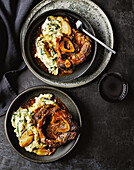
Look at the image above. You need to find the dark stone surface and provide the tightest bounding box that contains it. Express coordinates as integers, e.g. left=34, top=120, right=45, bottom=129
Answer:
left=0, top=0, right=134, bottom=169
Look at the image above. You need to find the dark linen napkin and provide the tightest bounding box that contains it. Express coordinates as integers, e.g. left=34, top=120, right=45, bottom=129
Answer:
left=0, top=0, right=40, bottom=116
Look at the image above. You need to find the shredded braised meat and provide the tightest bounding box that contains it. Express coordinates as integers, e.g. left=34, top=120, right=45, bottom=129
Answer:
left=56, top=29, right=92, bottom=74
left=33, top=98, right=79, bottom=152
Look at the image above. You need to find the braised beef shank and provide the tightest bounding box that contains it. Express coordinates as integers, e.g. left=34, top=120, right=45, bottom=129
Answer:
left=34, top=98, right=79, bottom=149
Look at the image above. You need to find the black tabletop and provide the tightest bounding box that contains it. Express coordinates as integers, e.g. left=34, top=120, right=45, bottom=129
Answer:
left=0, top=0, right=134, bottom=169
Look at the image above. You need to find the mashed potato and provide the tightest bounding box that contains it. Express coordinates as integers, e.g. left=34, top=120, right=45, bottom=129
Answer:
left=11, top=93, right=55, bottom=153
left=34, top=16, right=63, bottom=75
left=34, top=16, right=71, bottom=75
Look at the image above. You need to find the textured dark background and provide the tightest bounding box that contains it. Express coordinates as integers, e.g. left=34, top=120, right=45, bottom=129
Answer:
left=0, top=0, right=134, bottom=169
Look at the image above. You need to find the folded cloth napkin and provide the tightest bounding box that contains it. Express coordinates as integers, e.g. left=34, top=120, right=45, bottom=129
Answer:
left=0, top=0, right=40, bottom=116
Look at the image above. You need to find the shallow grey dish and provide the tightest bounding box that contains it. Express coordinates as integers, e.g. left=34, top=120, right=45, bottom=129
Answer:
left=20, top=0, right=114, bottom=88
left=5, top=86, right=82, bottom=163
left=22, top=9, right=97, bottom=82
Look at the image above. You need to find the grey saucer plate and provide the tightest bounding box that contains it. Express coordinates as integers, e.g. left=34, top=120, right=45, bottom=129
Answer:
left=20, top=0, right=114, bottom=88
left=23, top=9, right=97, bottom=82
left=5, top=86, right=82, bottom=163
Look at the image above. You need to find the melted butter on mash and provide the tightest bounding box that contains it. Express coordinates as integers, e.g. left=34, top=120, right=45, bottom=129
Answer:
left=11, top=93, right=55, bottom=153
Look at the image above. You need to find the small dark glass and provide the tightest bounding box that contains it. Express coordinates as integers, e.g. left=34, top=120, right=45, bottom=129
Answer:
left=98, top=72, right=128, bottom=102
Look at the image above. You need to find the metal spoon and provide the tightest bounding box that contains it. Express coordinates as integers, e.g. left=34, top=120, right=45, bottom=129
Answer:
left=76, top=20, right=116, bottom=54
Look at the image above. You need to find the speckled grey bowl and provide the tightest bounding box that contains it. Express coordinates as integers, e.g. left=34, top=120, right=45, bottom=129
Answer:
left=22, top=9, right=97, bottom=82
left=20, top=0, right=114, bottom=88
left=5, top=86, right=82, bottom=163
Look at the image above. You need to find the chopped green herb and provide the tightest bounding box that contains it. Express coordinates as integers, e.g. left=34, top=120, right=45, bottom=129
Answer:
left=36, top=42, right=39, bottom=47
left=55, top=23, right=60, bottom=29
left=51, top=48, right=56, bottom=56
left=41, top=48, right=45, bottom=55
left=19, top=111, right=21, bottom=118
left=12, top=113, right=17, bottom=122
left=17, top=123, right=19, bottom=134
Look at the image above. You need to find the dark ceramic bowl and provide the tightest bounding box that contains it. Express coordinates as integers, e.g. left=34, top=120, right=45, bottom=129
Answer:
left=98, top=72, right=128, bottom=102
left=20, top=9, right=97, bottom=83
left=5, top=86, right=82, bottom=163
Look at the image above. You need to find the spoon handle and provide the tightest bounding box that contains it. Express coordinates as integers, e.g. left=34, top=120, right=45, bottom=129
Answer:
left=82, top=28, right=116, bottom=54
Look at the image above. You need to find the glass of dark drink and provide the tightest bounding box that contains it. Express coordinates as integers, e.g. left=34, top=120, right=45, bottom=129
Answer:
left=98, top=72, right=128, bottom=102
